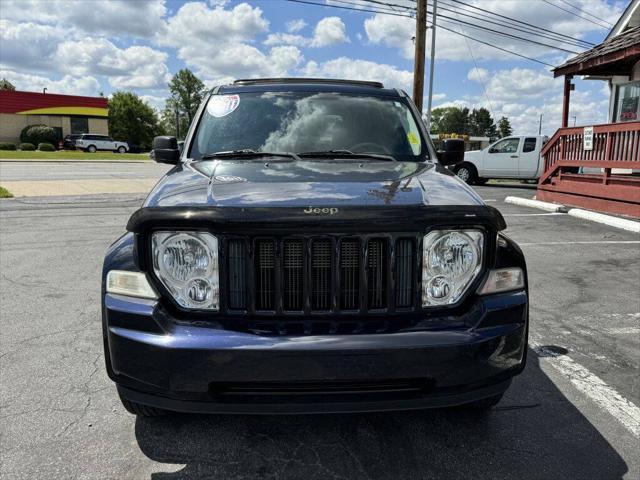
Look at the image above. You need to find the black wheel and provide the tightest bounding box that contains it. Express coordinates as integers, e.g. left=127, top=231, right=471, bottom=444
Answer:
left=461, top=393, right=503, bottom=410
left=87, top=145, right=97, bottom=153
left=455, top=163, right=478, bottom=185
left=117, top=146, right=126, bottom=153
left=119, top=394, right=167, bottom=417
left=475, top=177, right=488, bottom=186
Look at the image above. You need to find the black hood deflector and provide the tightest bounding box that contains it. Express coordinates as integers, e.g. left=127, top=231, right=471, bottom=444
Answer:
left=127, top=205, right=506, bottom=234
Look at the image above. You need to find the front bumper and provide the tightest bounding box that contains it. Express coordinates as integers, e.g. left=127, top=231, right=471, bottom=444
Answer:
left=104, top=290, right=528, bottom=414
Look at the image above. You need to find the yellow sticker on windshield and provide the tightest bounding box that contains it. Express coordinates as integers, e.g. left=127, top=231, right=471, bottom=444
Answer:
left=407, top=132, right=419, bottom=145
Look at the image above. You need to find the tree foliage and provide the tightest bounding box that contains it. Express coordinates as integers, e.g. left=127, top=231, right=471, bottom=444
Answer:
left=0, top=78, right=16, bottom=91
left=163, top=69, right=206, bottom=138
left=430, top=106, right=507, bottom=139
left=497, top=116, right=513, bottom=138
left=108, top=91, right=161, bottom=150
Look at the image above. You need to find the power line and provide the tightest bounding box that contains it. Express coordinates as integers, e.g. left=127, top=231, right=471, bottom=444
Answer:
left=555, top=0, right=614, bottom=26
left=363, top=0, right=593, bottom=48
left=358, top=0, right=583, bottom=52
left=437, top=23, right=556, bottom=67
left=446, top=0, right=596, bottom=46
left=540, top=0, right=612, bottom=29
left=437, top=0, right=594, bottom=47
left=280, top=0, right=560, bottom=67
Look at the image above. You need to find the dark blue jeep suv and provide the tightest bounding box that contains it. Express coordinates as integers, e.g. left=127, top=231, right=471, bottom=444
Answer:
left=102, top=78, right=528, bottom=416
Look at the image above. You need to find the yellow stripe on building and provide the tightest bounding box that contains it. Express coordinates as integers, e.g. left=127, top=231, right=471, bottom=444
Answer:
left=16, top=107, right=109, bottom=117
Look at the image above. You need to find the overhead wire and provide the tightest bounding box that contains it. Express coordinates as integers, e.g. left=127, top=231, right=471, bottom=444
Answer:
left=540, top=0, right=613, bottom=29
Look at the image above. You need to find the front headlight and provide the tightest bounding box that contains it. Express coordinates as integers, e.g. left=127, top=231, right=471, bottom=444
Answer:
left=422, top=230, right=483, bottom=306
left=152, top=231, right=219, bottom=310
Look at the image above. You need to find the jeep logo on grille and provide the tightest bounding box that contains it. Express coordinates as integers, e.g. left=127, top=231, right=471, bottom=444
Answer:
left=304, top=207, right=339, bottom=215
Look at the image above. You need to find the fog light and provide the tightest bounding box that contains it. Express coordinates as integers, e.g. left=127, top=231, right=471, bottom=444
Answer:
left=427, top=276, right=451, bottom=299
left=186, top=278, right=212, bottom=304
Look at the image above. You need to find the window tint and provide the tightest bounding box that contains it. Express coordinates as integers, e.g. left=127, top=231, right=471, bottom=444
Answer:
left=490, top=138, right=520, bottom=154
left=523, top=137, right=537, bottom=153
left=191, top=92, right=427, bottom=161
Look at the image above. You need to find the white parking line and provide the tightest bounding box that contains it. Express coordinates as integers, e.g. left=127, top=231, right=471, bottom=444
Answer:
left=503, top=213, right=565, bottom=216
left=520, top=241, right=640, bottom=246
left=531, top=339, right=640, bottom=437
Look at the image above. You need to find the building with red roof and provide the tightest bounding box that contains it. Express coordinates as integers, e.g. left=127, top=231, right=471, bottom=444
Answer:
left=0, top=89, right=109, bottom=144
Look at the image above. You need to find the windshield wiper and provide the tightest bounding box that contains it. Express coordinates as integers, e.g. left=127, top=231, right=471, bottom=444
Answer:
left=298, top=150, right=396, bottom=161
left=201, top=149, right=301, bottom=161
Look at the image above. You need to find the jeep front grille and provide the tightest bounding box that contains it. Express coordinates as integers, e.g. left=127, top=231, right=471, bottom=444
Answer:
left=224, top=235, right=419, bottom=315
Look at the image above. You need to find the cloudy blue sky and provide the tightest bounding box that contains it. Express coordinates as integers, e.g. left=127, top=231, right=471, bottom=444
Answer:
left=0, top=0, right=628, bottom=134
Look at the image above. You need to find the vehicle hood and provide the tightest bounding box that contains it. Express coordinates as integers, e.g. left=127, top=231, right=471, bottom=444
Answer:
left=144, top=159, right=485, bottom=208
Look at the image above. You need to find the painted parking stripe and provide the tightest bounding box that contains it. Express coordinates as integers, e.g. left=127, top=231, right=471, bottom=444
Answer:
left=503, top=213, right=565, bottom=216
left=531, top=339, right=640, bottom=437
left=519, top=241, right=640, bottom=246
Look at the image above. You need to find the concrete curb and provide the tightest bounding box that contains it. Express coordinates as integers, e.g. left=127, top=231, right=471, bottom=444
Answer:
left=567, top=209, right=640, bottom=234
left=504, top=196, right=568, bottom=213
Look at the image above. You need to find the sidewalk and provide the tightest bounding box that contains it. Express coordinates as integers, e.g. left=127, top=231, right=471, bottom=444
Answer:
left=1, top=179, right=159, bottom=197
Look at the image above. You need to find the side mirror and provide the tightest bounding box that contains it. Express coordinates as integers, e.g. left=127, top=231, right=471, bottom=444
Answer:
left=437, top=138, right=465, bottom=166
left=151, top=136, right=181, bottom=164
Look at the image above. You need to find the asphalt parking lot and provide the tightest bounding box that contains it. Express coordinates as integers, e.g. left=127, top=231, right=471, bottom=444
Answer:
left=0, top=163, right=638, bottom=479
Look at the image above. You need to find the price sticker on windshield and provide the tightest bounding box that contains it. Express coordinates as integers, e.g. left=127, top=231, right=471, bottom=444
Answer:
left=207, top=94, right=240, bottom=117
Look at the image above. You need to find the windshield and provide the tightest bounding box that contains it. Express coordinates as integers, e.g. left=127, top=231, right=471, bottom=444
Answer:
left=190, top=92, right=428, bottom=161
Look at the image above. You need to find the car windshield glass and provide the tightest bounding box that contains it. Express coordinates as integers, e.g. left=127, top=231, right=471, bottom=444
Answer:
left=191, top=92, right=427, bottom=161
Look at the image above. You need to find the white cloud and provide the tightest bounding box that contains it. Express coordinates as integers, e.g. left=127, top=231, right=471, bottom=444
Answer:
left=0, top=20, right=67, bottom=72
left=0, top=69, right=101, bottom=96
left=0, top=0, right=167, bottom=38
left=265, top=17, right=349, bottom=48
left=467, top=68, right=489, bottom=82
left=310, top=17, right=349, bottom=47
left=434, top=67, right=609, bottom=135
left=54, top=39, right=170, bottom=89
left=286, top=19, right=307, bottom=33
left=303, top=58, right=413, bottom=90
left=364, top=0, right=624, bottom=62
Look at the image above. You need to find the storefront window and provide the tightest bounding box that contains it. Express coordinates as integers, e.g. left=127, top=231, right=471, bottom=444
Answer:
left=70, top=117, right=89, bottom=134
left=613, top=81, right=640, bottom=122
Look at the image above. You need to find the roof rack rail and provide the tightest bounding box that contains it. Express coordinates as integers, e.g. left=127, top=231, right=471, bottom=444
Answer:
left=232, top=78, right=384, bottom=88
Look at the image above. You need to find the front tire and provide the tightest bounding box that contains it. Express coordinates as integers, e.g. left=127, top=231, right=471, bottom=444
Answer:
left=119, top=394, right=168, bottom=417
left=455, top=163, right=478, bottom=185
left=117, top=146, right=126, bottom=154
left=87, top=145, right=97, bottom=153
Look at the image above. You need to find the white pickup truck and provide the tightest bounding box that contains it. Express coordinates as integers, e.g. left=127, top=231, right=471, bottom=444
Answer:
left=454, top=135, right=549, bottom=184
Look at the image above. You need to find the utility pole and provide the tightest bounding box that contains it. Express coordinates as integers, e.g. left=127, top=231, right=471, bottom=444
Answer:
left=538, top=114, right=543, bottom=134
left=425, top=0, right=438, bottom=129
left=412, top=0, right=427, bottom=113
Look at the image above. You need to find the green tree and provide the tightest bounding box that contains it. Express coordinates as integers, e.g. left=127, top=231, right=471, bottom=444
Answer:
left=168, top=69, right=206, bottom=125
left=0, top=78, right=16, bottom=91
left=108, top=91, right=161, bottom=150
left=497, top=116, right=513, bottom=138
left=429, top=107, right=470, bottom=135
left=160, top=97, right=190, bottom=139
left=468, top=108, right=497, bottom=138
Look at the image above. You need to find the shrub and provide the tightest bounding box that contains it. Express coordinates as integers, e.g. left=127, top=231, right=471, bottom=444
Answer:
left=0, top=142, right=16, bottom=150
left=38, top=142, right=56, bottom=151
left=19, top=142, right=36, bottom=151
left=20, top=124, right=58, bottom=146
